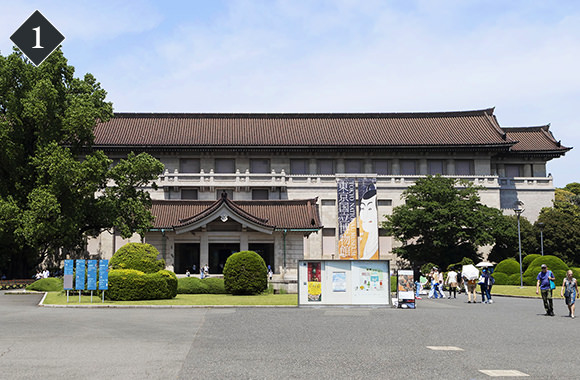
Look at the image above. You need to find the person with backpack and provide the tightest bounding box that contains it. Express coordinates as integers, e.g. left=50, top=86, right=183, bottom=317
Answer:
left=482, top=268, right=494, bottom=304
left=536, top=264, right=556, bottom=316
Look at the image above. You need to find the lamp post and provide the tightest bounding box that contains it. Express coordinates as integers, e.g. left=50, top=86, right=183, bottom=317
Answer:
left=514, top=201, right=525, bottom=288
left=537, top=222, right=544, bottom=256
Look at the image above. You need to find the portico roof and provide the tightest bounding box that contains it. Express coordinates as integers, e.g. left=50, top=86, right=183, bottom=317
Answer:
left=150, top=196, right=322, bottom=234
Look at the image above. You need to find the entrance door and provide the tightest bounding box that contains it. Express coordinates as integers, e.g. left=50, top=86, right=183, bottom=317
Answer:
left=249, top=243, right=275, bottom=272
left=175, top=243, right=200, bottom=274
left=209, top=243, right=240, bottom=274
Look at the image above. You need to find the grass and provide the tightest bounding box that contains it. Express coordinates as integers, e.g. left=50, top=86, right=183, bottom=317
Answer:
left=491, top=285, right=565, bottom=299
left=43, top=292, right=298, bottom=306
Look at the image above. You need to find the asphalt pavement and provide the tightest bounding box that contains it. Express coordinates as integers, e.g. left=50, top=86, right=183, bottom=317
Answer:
left=0, top=291, right=577, bottom=379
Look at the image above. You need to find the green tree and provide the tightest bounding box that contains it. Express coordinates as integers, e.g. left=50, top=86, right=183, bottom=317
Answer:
left=563, top=182, right=580, bottom=195
left=537, top=201, right=580, bottom=265
left=488, top=214, right=538, bottom=263
left=382, top=175, right=501, bottom=268
left=0, top=49, right=163, bottom=278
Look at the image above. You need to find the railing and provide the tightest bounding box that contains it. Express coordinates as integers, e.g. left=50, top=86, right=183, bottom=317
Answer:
left=158, top=170, right=553, bottom=190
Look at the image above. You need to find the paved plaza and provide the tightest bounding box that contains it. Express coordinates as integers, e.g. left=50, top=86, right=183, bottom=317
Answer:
left=0, top=291, right=578, bottom=379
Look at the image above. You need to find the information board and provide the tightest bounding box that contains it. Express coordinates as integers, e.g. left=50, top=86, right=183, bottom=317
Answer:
left=75, top=259, right=85, bottom=290
left=98, top=259, right=109, bottom=290
left=63, top=259, right=74, bottom=290
left=397, top=269, right=415, bottom=309
left=87, top=260, right=97, bottom=291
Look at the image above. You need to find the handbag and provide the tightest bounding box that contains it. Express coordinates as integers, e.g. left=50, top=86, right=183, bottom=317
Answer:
left=550, top=280, right=556, bottom=290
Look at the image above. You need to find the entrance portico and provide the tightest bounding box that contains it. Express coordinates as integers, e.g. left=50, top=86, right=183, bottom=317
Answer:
left=145, top=194, right=322, bottom=274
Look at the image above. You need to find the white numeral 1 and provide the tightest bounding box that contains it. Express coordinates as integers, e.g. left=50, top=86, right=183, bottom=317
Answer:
left=32, top=26, right=43, bottom=49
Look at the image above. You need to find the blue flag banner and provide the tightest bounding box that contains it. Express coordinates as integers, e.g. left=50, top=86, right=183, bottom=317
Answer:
left=98, top=260, right=109, bottom=290
left=75, top=259, right=86, bottom=290
left=63, top=260, right=74, bottom=290
left=87, top=260, right=97, bottom=291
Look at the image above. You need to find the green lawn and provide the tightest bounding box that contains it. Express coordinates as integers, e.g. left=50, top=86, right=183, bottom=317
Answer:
left=491, top=285, right=565, bottom=299
left=43, top=292, right=298, bottom=306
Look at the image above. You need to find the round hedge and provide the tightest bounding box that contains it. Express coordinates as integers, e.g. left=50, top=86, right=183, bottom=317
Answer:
left=107, top=269, right=172, bottom=301
left=491, top=272, right=508, bottom=285
left=523, top=255, right=569, bottom=286
left=494, top=259, right=521, bottom=275
left=223, top=251, right=268, bottom=295
left=522, top=254, right=541, bottom=271
left=508, top=273, right=523, bottom=286
left=110, top=243, right=165, bottom=273
left=158, top=269, right=178, bottom=298
left=26, top=277, right=63, bottom=292
left=571, top=268, right=580, bottom=281
left=177, top=277, right=227, bottom=294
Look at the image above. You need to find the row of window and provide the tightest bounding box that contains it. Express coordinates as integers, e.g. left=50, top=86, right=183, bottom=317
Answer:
left=177, top=158, right=476, bottom=175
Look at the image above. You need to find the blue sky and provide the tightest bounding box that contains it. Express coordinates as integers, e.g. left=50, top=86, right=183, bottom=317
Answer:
left=1, top=0, right=578, bottom=187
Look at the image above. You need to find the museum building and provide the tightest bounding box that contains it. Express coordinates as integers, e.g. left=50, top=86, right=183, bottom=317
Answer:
left=87, top=108, right=571, bottom=274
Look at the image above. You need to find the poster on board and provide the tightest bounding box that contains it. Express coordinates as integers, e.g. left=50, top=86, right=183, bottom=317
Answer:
left=397, top=269, right=415, bottom=309
left=307, top=262, right=322, bottom=302
left=63, top=259, right=74, bottom=290
left=332, top=272, right=346, bottom=292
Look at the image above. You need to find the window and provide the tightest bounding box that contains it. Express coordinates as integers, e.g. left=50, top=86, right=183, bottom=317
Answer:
left=373, top=159, right=391, bottom=175
left=215, top=159, right=235, bottom=173
left=400, top=160, right=417, bottom=175
left=317, top=159, right=334, bottom=175
left=378, top=199, right=392, bottom=206
left=428, top=160, right=445, bottom=175
left=216, top=189, right=234, bottom=199
left=455, top=160, right=474, bottom=175
left=505, top=164, right=522, bottom=177
left=179, top=158, right=200, bottom=173
left=290, top=159, right=309, bottom=175
left=181, top=189, right=198, bottom=200
left=321, top=199, right=336, bottom=206
left=250, top=158, right=270, bottom=174
left=251, top=189, right=269, bottom=200
left=344, top=159, right=363, bottom=174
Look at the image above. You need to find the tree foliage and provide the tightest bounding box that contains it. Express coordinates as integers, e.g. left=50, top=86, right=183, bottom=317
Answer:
left=382, top=175, right=501, bottom=268
left=0, top=49, right=163, bottom=278
left=488, top=214, right=538, bottom=263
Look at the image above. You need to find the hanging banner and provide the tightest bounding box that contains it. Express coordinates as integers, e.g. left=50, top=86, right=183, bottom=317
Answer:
left=307, top=262, right=322, bottom=302
left=358, top=178, right=379, bottom=260
left=75, top=259, right=86, bottom=290
left=337, top=178, right=358, bottom=259
left=87, top=260, right=97, bottom=291
left=99, top=259, right=109, bottom=290
left=63, top=259, right=74, bottom=290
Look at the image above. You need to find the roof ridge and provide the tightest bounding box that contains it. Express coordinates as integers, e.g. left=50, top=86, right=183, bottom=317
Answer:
left=111, top=108, right=496, bottom=119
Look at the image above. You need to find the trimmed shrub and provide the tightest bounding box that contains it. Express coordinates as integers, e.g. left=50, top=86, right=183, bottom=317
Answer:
left=223, top=251, right=268, bottom=295
left=158, top=270, right=178, bottom=298
left=110, top=243, right=165, bottom=274
left=508, top=273, right=523, bottom=286
left=571, top=268, right=580, bottom=281
left=494, top=259, right=521, bottom=275
left=107, top=269, right=169, bottom=301
left=178, top=277, right=210, bottom=294
left=391, top=275, right=397, bottom=293
left=491, top=272, right=508, bottom=285
left=203, top=277, right=227, bottom=294
left=523, top=255, right=569, bottom=286
left=522, top=254, right=541, bottom=271
left=26, top=277, right=63, bottom=292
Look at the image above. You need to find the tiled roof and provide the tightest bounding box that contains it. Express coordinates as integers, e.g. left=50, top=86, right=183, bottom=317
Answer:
left=94, top=108, right=517, bottom=148
left=504, top=126, right=571, bottom=152
left=151, top=198, right=322, bottom=230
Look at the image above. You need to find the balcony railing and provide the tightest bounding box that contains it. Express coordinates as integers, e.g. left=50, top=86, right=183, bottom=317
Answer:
left=158, top=169, right=553, bottom=190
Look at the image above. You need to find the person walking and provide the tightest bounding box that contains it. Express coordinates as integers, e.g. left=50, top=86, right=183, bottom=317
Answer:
left=446, top=268, right=458, bottom=299
left=482, top=268, right=494, bottom=304
left=561, top=270, right=578, bottom=319
left=479, top=270, right=487, bottom=303
left=536, top=264, right=556, bottom=316
left=466, top=275, right=478, bottom=303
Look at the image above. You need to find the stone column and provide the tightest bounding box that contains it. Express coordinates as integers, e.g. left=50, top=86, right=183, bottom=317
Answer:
left=200, top=233, right=209, bottom=268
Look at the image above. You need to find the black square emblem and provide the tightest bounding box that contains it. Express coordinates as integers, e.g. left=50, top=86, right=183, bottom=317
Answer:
left=10, top=10, right=65, bottom=67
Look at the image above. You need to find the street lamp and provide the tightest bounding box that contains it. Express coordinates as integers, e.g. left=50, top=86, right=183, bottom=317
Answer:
left=537, top=222, right=544, bottom=256
left=514, top=201, right=525, bottom=288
